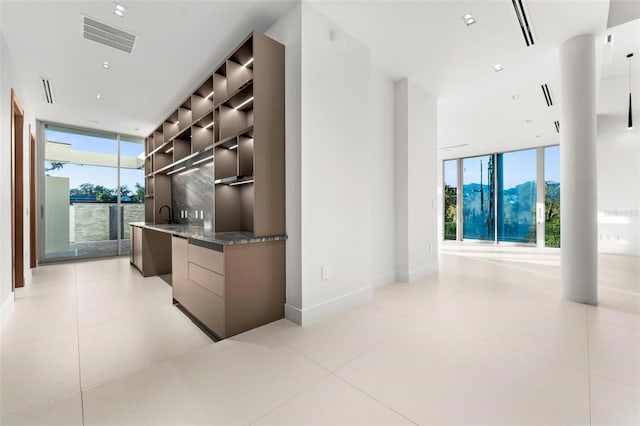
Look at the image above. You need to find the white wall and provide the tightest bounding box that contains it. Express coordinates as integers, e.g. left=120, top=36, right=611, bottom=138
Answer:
left=265, top=3, right=303, bottom=314
left=297, top=2, right=373, bottom=324
left=370, top=69, right=396, bottom=287
left=1, top=30, right=35, bottom=308
left=596, top=118, right=640, bottom=256
left=395, top=79, right=438, bottom=282
left=267, top=3, right=399, bottom=324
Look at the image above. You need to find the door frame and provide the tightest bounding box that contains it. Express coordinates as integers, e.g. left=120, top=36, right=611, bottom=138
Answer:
left=11, top=88, right=25, bottom=290
left=30, top=126, right=37, bottom=268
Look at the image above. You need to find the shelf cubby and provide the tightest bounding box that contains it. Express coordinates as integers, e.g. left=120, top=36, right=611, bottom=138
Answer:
left=178, top=99, right=192, bottom=132
left=192, top=75, right=214, bottom=121
left=237, top=135, right=254, bottom=177
left=213, top=64, right=228, bottom=106
left=153, top=127, right=164, bottom=151
left=173, top=136, right=191, bottom=163
left=163, top=111, right=180, bottom=142
left=192, top=111, right=215, bottom=152
left=154, top=151, right=173, bottom=171
left=219, top=85, right=254, bottom=140
left=226, top=60, right=253, bottom=96
left=214, top=146, right=237, bottom=180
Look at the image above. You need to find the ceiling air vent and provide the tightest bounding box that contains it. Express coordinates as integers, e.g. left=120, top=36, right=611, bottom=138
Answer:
left=541, top=84, right=553, bottom=106
left=40, top=78, right=54, bottom=104
left=511, top=0, right=535, bottom=47
left=82, top=15, right=136, bottom=53
left=554, top=121, right=560, bottom=133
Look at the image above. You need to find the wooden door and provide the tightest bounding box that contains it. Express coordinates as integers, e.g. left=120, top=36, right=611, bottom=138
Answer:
left=11, top=89, right=25, bottom=289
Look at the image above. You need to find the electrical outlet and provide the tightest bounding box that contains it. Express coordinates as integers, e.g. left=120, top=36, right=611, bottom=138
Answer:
left=321, top=265, right=329, bottom=281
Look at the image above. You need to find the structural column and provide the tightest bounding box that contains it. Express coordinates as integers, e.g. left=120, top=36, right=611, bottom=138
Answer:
left=559, top=34, right=598, bottom=305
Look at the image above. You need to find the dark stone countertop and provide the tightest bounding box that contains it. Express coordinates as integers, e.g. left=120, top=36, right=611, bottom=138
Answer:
left=129, top=222, right=287, bottom=246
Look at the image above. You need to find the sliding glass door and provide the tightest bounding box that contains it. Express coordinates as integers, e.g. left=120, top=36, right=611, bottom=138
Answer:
left=497, top=149, right=537, bottom=243
left=41, top=123, right=144, bottom=261
left=443, top=146, right=560, bottom=248
left=462, top=155, right=495, bottom=241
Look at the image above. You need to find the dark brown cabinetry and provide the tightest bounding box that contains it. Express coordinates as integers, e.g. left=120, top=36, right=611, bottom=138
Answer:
left=143, top=31, right=284, bottom=236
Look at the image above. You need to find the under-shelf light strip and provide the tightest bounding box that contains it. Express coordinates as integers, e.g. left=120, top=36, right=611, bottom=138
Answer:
left=243, top=57, right=254, bottom=67
left=206, top=91, right=214, bottom=100
left=229, top=144, right=238, bottom=150
left=165, top=147, right=174, bottom=154
left=178, top=167, right=199, bottom=176
left=230, top=179, right=254, bottom=186
left=167, top=167, right=186, bottom=175
left=204, top=121, right=214, bottom=129
left=193, top=155, right=214, bottom=165
left=235, top=96, right=254, bottom=110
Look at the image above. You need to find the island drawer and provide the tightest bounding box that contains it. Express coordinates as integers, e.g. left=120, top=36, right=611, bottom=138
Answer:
left=188, top=262, right=225, bottom=298
left=188, top=243, right=224, bottom=275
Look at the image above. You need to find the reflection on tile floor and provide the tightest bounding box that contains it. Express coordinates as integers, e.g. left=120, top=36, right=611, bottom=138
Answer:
left=1, top=251, right=638, bottom=425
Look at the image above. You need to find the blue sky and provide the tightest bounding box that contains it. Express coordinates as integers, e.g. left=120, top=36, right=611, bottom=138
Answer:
left=45, top=128, right=145, bottom=191
left=445, top=146, right=560, bottom=189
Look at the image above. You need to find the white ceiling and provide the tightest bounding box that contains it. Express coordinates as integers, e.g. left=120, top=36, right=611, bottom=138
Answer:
left=0, top=0, right=638, bottom=156
left=310, top=0, right=639, bottom=158
left=0, top=0, right=297, bottom=138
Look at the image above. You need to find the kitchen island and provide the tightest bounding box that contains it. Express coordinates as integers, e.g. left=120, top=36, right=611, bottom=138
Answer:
left=130, top=222, right=286, bottom=339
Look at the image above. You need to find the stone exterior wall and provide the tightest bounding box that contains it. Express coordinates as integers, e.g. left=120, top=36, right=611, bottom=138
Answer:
left=71, top=203, right=144, bottom=243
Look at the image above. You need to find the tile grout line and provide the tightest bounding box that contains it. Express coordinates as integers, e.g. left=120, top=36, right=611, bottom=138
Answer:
left=247, top=372, right=331, bottom=425
left=331, top=373, right=418, bottom=425
left=73, top=265, right=86, bottom=426
left=586, top=309, right=592, bottom=426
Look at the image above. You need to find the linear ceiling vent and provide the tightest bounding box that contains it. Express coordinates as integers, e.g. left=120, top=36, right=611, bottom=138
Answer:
left=511, top=0, right=535, bottom=47
left=40, top=78, right=55, bottom=104
left=541, top=84, right=553, bottom=106
left=554, top=121, right=560, bottom=133
left=82, top=15, right=136, bottom=53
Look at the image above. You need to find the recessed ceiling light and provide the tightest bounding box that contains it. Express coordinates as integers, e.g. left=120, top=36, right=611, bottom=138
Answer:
left=113, top=2, right=126, bottom=17
left=462, top=13, right=476, bottom=26
left=134, top=127, right=140, bottom=131
left=536, top=135, right=541, bottom=138
left=102, top=61, right=110, bottom=69
left=512, top=94, right=520, bottom=100
left=525, top=119, right=532, bottom=123
left=96, top=94, right=103, bottom=100
left=494, top=64, right=503, bottom=72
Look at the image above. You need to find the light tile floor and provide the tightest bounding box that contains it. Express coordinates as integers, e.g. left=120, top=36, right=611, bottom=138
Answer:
left=1, top=251, right=638, bottom=425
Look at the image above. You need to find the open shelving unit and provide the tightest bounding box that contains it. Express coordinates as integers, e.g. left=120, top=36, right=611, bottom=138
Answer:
left=144, top=31, right=284, bottom=236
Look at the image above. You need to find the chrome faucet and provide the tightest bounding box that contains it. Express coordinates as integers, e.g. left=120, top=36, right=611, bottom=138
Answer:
left=158, top=205, right=172, bottom=224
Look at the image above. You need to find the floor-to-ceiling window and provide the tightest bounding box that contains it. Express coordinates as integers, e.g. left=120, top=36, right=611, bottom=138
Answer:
left=444, top=146, right=560, bottom=247
left=443, top=159, right=458, bottom=240
left=544, top=145, right=560, bottom=247
left=497, top=149, right=537, bottom=243
left=462, top=155, right=495, bottom=241
left=41, top=123, right=144, bottom=261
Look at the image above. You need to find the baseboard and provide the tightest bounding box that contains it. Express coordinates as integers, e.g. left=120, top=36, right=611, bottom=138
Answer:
left=287, top=286, right=373, bottom=326
left=396, top=262, right=438, bottom=283
left=284, top=303, right=303, bottom=325
left=371, top=271, right=396, bottom=288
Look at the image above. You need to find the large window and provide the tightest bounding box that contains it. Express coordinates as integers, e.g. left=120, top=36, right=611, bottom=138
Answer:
left=443, top=160, right=458, bottom=240
left=42, top=124, right=144, bottom=261
left=444, top=146, right=560, bottom=247
left=497, top=149, right=537, bottom=243
left=544, top=146, right=560, bottom=247
left=462, top=155, right=495, bottom=241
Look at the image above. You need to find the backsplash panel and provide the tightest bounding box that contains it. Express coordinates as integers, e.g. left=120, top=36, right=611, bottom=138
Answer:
left=171, top=163, right=214, bottom=225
